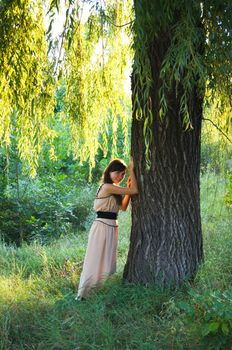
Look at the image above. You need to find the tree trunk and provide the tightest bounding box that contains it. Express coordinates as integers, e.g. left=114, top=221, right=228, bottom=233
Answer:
left=123, top=11, right=203, bottom=287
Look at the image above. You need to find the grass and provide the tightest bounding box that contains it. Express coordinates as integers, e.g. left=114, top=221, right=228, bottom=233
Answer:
left=0, top=172, right=231, bottom=350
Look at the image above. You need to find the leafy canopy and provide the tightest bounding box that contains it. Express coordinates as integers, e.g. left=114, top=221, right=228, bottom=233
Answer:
left=132, top=0, right=231, bottom=165
left=0, top=0, right=56, bottom=176
left=0, top=0, right=133, bottom=175
left=0, top=0, right=231, bottom=173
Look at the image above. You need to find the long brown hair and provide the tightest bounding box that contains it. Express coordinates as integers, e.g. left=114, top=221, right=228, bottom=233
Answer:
left=102, top=159, right=127, bottom=205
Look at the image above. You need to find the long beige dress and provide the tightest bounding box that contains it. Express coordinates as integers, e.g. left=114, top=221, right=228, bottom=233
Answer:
left=77, top=189, right=119, bottom=299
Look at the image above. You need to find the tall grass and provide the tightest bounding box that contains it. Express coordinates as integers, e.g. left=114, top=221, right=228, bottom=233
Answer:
left=0, top=172, right=231, bottom=349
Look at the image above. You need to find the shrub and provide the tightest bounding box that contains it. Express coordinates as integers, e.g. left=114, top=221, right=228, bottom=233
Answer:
left=178, top=289, right=232, bottom=349
left=0, top=174, right=96, bottom=245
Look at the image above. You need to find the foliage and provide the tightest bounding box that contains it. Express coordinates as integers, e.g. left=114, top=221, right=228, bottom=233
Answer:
left=0, top=140, right=97, bottom=245
left=0, top=0, right=133, bottom=175
left=0, top=195, right=31, bottom=245
left=0, top=0, right=56, bottom=176
left=201, top=143, right=231, bottom=174
left=132, top=0, right=232, bottom=166
left=0, top=174, right=96, bottom=245
left=0, top=71, right=132, bottom=246
left=0, top=64, right=132, bottom=246
left=201, top=90, right=231, bottom=173
left=0, top=0, right=230, bottom=176
left=178, top=289, right=232, bottom=349
left=62, top=0, right=132, bottom=169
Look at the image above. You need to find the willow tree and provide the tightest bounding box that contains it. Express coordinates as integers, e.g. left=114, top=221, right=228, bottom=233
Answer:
left=123, top=0, right=232, bottom=286
left=0, top=0, right=132, bottom=175
left=52, top=0, right=133, bottom=169
left=0, top=0, right=56, bottom=176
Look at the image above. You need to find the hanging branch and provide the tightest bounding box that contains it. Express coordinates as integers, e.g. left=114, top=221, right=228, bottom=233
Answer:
left=103, top=14, right=134, bottom=28
left=202, top=117, right=232, bottom=144
left=54, top=3, right=72, bottom=75
left=100, top=0, right=133, bottom=28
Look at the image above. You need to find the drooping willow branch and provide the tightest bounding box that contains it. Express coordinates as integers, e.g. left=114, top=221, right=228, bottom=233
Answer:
left=203, top=118, right=232, bottom=144
left=103, top=14, right=134, bottom=28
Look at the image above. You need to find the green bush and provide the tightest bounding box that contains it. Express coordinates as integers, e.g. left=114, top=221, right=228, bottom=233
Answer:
left=178, top=289, right=232, bottom=349
left=0, top=174, right=96, bottom=245
left=0, top=196, right=32, bottom=245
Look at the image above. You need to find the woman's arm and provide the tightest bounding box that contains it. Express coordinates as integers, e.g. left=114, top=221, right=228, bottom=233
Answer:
left=119, top=195, right=130, bottom=211
left=119, top=177, right=131, bottom=211
left=128, top=158, right=138, bottom=194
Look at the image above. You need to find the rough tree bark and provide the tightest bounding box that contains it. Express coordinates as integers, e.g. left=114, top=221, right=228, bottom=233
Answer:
left=123, top=7, right=204, bottom=287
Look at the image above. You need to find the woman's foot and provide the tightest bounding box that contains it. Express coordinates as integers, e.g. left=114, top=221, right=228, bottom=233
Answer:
left=75, top=295, right=86, bottom=301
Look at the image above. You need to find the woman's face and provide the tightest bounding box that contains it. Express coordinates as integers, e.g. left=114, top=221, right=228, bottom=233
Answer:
left=110, top=170, right=126, bottom=184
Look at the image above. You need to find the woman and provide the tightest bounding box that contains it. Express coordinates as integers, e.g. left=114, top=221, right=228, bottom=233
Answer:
left=76, top=158, right=138, bottom=299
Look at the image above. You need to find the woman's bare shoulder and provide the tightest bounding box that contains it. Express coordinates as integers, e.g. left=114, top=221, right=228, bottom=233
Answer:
left=96, top=183, right=113, bottom=197
left=99, top=183, right=115, bottom=195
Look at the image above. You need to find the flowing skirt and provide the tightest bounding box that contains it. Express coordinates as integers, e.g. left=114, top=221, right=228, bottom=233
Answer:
left=77, top=219, right=118, bottom=299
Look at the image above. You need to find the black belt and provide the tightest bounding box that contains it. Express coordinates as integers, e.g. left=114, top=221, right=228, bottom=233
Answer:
left=96, top=211, right=118, bottom=220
